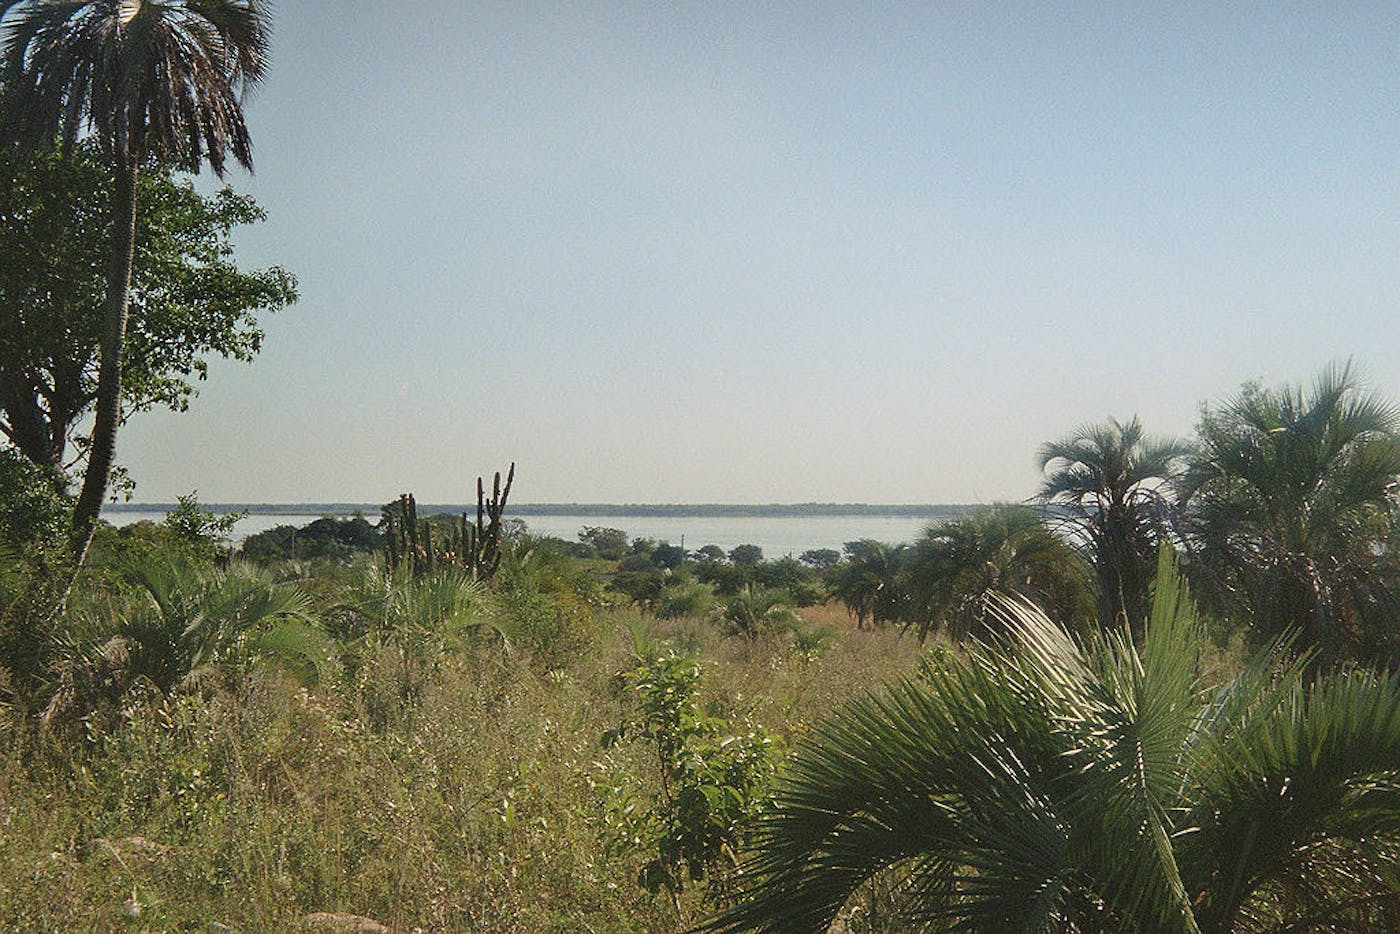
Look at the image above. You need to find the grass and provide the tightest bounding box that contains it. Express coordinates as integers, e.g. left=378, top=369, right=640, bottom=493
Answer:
left=0, top=555, right=924, bottom=932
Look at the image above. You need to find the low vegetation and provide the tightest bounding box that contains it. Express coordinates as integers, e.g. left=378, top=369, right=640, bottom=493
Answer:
left=1, top=364, right=1399, bottom=932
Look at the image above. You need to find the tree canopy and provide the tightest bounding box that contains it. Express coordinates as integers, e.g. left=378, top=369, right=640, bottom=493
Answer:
left=0, top=141, right=296, bottom=470
left=1180, top=364, right=1400, bottom=666
left=1037, top=416, right=1192, bottom=633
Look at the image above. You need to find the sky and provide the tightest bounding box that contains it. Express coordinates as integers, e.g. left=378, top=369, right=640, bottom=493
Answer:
left=116, top=1, right=1400, bottom=505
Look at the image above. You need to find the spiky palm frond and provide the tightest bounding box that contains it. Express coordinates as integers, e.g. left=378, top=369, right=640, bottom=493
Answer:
left=706, top=553, right=1400, bottom=933
left=0, top=0, right=270, bottom=173
left=829, top=539, right=907, bottom=630
left=903, top=504, right=1093, bottom=641
left=1037, top=416, right=1192, bottom=633
left=342, top=565, right=497, bottom=655
left=42, top=557, right=328, bottom=726
left=717, top=585, right=800, bottom=639
left=1181, top=363, right=1400, bottom=665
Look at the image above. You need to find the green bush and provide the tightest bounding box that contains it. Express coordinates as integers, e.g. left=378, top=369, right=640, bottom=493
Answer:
left=599, top=652, right=775, bottom=916
left=497, top=584, right=598, bottom=674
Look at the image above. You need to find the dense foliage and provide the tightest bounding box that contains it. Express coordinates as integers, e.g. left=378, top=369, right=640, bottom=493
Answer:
left=242, top=515, right=381, bottom=562
left=708, top=556, right=1400, bottom=932
left=1037, top=416, right=1192, bottom=634
left=0, top=359, right=1397, bottom=930
left=0, top=142, right=296, bottom=471
left=1181, top=365, right=1400, bottom=666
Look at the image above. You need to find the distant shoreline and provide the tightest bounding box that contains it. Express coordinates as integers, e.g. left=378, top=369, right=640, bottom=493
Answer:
left=105, top=502, right=981, bottom=519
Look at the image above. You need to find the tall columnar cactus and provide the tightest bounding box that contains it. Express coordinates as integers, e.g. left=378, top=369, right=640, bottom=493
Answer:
left=382, top=463, right=515, bottom=581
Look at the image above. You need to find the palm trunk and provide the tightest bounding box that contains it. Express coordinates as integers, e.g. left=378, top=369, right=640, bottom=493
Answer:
left=66, top=155, right=139, bottom=574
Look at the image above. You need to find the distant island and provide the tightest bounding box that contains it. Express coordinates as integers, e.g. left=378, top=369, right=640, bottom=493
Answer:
left=106, top=502, right=980, bottom=519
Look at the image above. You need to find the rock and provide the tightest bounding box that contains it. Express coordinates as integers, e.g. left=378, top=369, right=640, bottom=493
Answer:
left=117, top=836, right=170, bottom=860
left=302, top=912, right=393, bottom=933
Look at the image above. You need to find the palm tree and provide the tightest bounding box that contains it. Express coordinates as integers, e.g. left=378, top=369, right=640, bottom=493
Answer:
left=718, top=584, right=801, bottom=639
left=828, top=539, right=907, bottom=630
left=705, top=554, right=1400, bottom=932
left=1038, top=416, right=1192, bottom=635
left=0, top=0, right=271, bottom=574
left=44, top=557, right=331, bottom=725
left=902, top=504, right=1094, bottom=641
left=1180, top=364, right=1400, bottom=667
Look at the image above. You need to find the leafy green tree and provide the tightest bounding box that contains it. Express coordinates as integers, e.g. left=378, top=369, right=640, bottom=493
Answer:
left=798, top=548, right=839, bottom=570
left=695, top=544, right=727, bottom=563
left=707, top=555, right=1400, bottom=933
left=1038, top=416, right=1192, bottom=635
left=652, top=541, right=687, bottom=569
left=696, top=559, right=751, bottom=596
left=241, top=515, right=381, bottom=562
left=163, top=491, right=243, bottom=552
left=611, top=567, right=667, bottom=613
left=752, top=556, right=807, bottom=590
left=903, top=505, right=1093, bottom=641
left=601, top=652, right=776, bottom=918
left=729, top=544, right=764, bottom=566
left=1181, top=364, right=1400, bottom=666
left=579, top=526, right=629, bottom=560
left=0, top=447, right=67, bottom=552
left=0, top=0, right=275, bottom=573
left=0, top=142, right=295, bottom=473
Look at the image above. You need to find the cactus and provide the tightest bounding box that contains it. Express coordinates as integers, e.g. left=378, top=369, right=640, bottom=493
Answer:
left=382, top=463, right=516, bottom=581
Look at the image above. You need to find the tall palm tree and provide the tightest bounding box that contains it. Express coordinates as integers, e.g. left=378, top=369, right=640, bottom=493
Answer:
left=902, top=504, right=1094, bottom=641
left=705, top=554, right=1400, bottom=933
left=1180, top=364, right=1400, bottom=667
left=1038, top=416, right=1192, bottom=635
left=0, top=0, right=271, bottom=574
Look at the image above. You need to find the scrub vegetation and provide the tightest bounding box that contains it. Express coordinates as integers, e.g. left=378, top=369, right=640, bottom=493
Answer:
left=1, top=366, right=1399, bottom=931
left=2, top=3, right=1398, bottom=932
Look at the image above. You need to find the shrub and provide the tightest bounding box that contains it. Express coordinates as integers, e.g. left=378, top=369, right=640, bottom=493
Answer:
left=496, top=585, right=598, bottom=674
left=599, top=652, right=776, bottom=916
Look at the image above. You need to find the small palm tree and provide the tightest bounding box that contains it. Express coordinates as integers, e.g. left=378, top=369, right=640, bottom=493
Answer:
left=1181, top=364, right=1400, bottom=666
left=338, top=565, right=498, bottom=727
left=45, top=557, right=330, bottom=724
left=1038, top=416, right=1192, bottom=635
left=706, top=553, right=1400, bottom=932
left=829, top=540, right=907, bottom=630
left=0, top=0, right=272, bottom=575
left=902, top=504, right=1094, bottom=641
left=717, top=585, right=801, bottom=640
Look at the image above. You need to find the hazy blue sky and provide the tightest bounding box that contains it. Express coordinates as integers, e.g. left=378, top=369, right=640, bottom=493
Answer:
left=117, top=1, right=1400, bottom=504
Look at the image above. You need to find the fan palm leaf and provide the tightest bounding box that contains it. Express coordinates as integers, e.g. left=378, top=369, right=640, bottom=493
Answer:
left=1037, top=416, right=1192, bottom=634
left=1180, top=363, right=1400, bottom=665
left=903, top=504, right=1093, bottom=641
left=706, top=551, right=1400, bottom=932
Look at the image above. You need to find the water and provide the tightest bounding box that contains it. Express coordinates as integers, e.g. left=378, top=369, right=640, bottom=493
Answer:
left=106, top=510, right=946, bottom=555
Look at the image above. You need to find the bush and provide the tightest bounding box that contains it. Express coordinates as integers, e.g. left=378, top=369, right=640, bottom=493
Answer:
left=656, top=577, right=716, bottom=620
left=242, top=515, right=381, bottom=562
left=599, top=652, right=775, bottom=913
left=497, top=585, right=598, bottom=674
left=0, top=447, right=69, bottom=552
